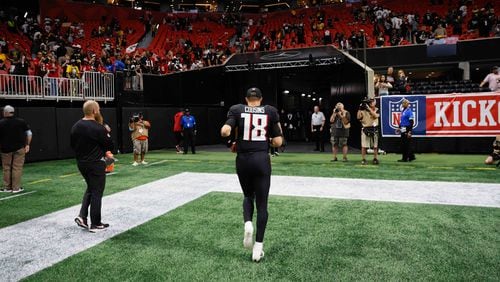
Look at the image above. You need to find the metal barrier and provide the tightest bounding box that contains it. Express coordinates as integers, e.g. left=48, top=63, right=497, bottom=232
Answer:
left=0, top=72, right=114, bottom=102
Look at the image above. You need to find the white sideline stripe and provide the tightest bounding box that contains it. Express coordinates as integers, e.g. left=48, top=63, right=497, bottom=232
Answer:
left=145, top=160, right=168, bottom=166
left=0, top=172, right=499, bottom=281
left=0, top=191, right=37, bottom=201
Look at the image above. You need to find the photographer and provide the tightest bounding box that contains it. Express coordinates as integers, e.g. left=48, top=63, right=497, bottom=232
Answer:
left=397, top=99, right=416, bottom=162
left=330, top=102, right=351, bottom=162
left=128, top=113, right=151, bottom=166
left=484, top=136, right=500, bottom=165
left=357, top=98, right=380, bottom=165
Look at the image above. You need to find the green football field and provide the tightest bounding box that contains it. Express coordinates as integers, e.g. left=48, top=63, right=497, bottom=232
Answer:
left=1, top=150, right=499, bottom=280
left=25, top=193, right=500, bottom=281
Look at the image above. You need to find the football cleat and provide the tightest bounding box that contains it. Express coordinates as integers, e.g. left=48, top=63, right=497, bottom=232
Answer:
left=252, top=242, right=264, bottom=262
left=243, top=221, right=254, bottom=249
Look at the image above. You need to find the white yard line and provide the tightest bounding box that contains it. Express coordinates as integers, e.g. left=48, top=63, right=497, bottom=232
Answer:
left=145, top=160, right=169, bottom=166
left=0, top=191, right=37, bottom=201
left=0, top=172, right=499, bottom=281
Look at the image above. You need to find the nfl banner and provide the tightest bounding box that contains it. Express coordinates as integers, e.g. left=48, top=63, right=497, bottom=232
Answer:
left=380, top=93, right=500, bottom=137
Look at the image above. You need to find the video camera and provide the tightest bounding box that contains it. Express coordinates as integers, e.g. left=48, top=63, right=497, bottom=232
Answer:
left=359, top=98, right=372, bottom=111
left=129, top=112, right=142, bottom=123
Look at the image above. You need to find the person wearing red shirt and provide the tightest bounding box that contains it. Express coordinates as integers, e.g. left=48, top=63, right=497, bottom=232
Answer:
left=45, top=57, right=60, bottom=96
left=173, top=109, right=184, bottom=153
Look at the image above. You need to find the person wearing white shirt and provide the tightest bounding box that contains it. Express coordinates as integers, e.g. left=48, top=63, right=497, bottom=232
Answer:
left=311, top=106, right=326, bottom=151
left=480, top=66, right=500, bottom=92
left=376, top=75, right=393, bottom=96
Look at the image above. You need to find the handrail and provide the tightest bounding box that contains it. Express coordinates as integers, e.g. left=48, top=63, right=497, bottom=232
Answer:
left=0, top=72, right=114, bottom=102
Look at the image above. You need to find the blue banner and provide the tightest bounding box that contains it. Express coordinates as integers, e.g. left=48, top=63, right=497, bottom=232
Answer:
left=380, top=95, right=427, bottom=137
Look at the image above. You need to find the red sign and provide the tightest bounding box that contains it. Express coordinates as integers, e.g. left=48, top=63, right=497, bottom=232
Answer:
left=426, top=93, right=500, bottom=136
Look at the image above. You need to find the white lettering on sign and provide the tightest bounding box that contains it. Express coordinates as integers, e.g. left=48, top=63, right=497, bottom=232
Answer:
left=434, top=101, right=451, bottom=127
left=452, top=101, right=461, bottom=127
left=434, top=99, right=499, bottom=128
left=478, top=100, right=497, bottom=126
left=462, top=100, right=476, bottom=127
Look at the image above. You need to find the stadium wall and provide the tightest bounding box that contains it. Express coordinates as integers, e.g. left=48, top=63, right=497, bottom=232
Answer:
left=349, top=37, right=500, bottom=68
left=15, top=106, right=224, bottom=162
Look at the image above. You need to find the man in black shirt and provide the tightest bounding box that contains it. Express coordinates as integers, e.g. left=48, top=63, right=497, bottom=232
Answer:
left=0, top=105, right=32, bottom=193
left=71, top=100, right=114, bottom=232
left=221, top=87, right=283, bottom=262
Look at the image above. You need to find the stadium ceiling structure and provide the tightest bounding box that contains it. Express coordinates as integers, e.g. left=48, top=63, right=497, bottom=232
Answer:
left=224, top=46, right=345, bottom=72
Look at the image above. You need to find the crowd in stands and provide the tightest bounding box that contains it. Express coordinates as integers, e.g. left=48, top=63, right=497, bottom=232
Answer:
left=373, top=66, right=491, bottom=96
left=0, top=0, right=498, bottom=81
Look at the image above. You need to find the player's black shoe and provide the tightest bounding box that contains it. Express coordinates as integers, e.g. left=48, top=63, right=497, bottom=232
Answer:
left=89, top=223, right=110, bottom=233
left=75, top=217, right=88, bottom=229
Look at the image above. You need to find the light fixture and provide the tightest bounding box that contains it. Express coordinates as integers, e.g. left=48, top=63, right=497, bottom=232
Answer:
left=283, top=90, right=290, bottom=94
left=312, top=98, right=316, bottom=101
left=301, top=93, right=306, bottom=97
left=307, top=94, right=311, bottom=98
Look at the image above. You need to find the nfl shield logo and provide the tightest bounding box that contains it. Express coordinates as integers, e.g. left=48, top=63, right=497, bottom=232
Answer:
left=389, top=98, right=419, bottom=130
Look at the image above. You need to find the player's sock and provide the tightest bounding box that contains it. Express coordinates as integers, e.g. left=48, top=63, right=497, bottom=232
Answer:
left=252, top=242, right=264, bottom=262
left=243, top=221, right=254, bottom=249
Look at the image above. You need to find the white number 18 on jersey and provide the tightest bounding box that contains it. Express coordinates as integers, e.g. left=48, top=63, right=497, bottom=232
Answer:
left=241, top=113, right=268, bottom=141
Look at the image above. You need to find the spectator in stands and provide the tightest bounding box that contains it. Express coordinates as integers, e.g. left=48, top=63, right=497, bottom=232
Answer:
left=375, top=32, right=385, bottom=47
left=414, top=27, right=430, bottom=44
left=376, top=75, right=392, bottom=96
left=479, top=66, right=500, bottom=92
left=0, top=105, right=32, bottom=193
left=0, top=59, right=6, bottom=73
left=433, top=24, right=447, bottom=39
left=386, top=67, right=395, bottom=84
left=13, top=54, right=29, bottom=75
left=113, top=55, right=125, bottom=72
left=66, top=59, right=80, bottom=78
left=494, top=17, right=500, bottom=37
left=395, top=69, right=409, bottom=92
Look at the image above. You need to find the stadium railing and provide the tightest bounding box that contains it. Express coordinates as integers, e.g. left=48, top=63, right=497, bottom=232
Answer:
left=0, top=72, right=114, bottom=102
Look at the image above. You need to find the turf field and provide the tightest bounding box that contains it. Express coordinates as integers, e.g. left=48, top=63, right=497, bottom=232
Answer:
left=1, top=149, right=499, bottom=280
left=0, top=150, right=498, bottom=229
left=26, top=192, right=500, bottom=281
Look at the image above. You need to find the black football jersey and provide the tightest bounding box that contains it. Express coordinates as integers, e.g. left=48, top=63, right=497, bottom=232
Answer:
left=225, top=104, right=282, bottom=153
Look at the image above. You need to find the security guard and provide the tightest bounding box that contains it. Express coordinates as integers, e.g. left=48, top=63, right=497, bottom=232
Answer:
left=181, top=108, right=196, bottom=154
left=398, top=99, right=416, bottom=162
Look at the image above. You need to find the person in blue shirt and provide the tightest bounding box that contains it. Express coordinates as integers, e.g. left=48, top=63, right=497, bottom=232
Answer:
left=398, top=99, right=416, bottom=162
left=113, top=55, right=126, bottom=72
left=180, top=108, right=196, bottom=154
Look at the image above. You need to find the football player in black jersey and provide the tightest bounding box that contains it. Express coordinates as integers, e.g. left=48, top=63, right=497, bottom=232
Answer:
left=221, top=87, right=283, bottom=262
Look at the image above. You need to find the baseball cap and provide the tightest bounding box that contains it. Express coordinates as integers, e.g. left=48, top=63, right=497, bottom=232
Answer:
left=3, top=105, right=14, bottom=114
left=246, top=87, right=262, bottom=98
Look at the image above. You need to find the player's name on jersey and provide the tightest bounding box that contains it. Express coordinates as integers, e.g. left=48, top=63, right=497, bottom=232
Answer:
left=244, top=106, right=265, bottom=114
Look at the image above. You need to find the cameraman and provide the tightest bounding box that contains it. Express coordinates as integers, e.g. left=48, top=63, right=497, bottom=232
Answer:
left=357, top=98, right=380, bottom=165
left=128, top=113, right=151, bottom=166
left=330, top=102, right=351, bottom=162
left=484, top=136, right=500, bottom=165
